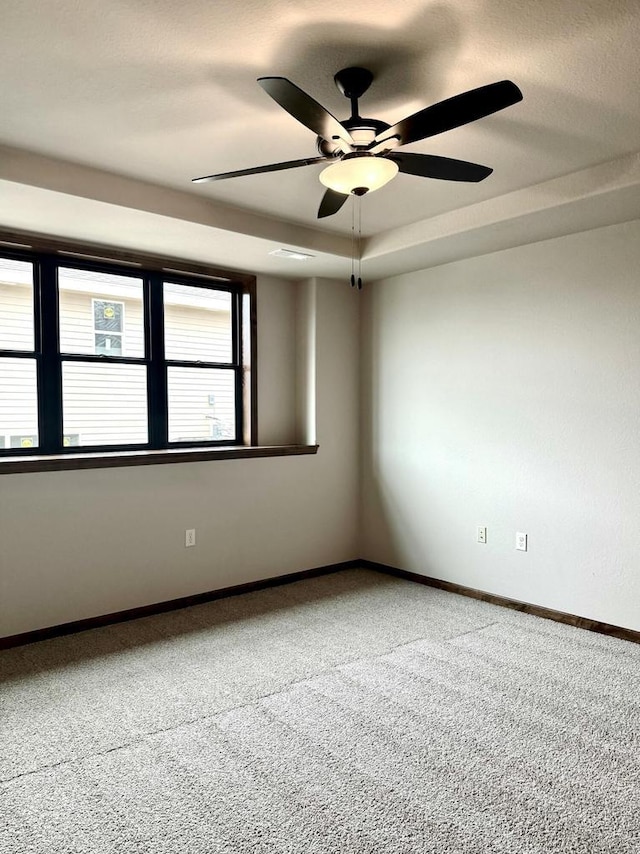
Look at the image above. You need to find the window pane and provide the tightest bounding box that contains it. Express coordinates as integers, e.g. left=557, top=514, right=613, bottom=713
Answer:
left=167, top=367, right=236, bottom=443
left=164, top=283, right=232, bottom=363
left=58, top=268, right=144, bottom=358
left=0, top=258, right=34, bottom=351
left=94, top=333, right=123, bottom=356
left=0, top=358, right=38, bottom=448
left=62, top=361, right=148, bottom=446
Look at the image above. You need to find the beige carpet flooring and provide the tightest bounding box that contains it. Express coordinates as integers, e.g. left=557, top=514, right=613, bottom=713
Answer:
left=1, top=568, right=638, bottom=852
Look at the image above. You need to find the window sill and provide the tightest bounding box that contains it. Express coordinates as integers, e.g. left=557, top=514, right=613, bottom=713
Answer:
left=0, top=444, right=319, bottom=474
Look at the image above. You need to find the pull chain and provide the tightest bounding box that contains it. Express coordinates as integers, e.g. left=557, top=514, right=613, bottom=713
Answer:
left=349, top=194, right=363, bottom=290
left=357, top=195, right=362, bottom=290
left=350, top=196, right=356, bottom=288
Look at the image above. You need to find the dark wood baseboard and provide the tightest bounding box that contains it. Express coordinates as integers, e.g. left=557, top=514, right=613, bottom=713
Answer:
left=0, top=560, right=358, bottom=650
left=2, top=558, right=638, bottom=651
left=360, top=559, right=640, bottom=646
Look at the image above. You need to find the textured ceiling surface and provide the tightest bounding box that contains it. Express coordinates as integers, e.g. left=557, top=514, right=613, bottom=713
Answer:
left=1, top=0, right=639, bottom=242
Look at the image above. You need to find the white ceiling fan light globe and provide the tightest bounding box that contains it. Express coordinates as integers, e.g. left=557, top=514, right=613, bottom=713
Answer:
left=319, top=155, right=399, bottom=195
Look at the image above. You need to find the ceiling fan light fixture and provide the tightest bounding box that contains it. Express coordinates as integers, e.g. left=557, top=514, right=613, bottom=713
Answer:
left=319, top=154, right=398, bottom=195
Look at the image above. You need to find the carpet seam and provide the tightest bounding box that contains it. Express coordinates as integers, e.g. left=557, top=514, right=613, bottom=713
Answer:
left=0, top=619, right=499, bottom=786
left=441, top=621, right=499, bottom=642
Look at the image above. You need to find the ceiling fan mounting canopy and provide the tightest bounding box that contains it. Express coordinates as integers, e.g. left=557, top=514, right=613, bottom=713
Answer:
left=192, top=65, right=523, bottom=220
left=333, top=66, right=374, bottom=101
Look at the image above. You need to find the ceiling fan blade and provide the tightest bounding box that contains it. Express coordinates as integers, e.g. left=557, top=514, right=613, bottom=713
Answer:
left=192, top=156, right=328, bottom=183
left=317, top=189, right=349, bottom=219
left=376, top=80, right=523, bottom=147
left=388, top=153, right=492, bottom=182
left=258, top=77, right=355, bottom=149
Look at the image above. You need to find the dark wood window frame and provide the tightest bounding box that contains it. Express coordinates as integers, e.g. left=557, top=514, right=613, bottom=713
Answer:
left=0, top=230, right=317, bottom=474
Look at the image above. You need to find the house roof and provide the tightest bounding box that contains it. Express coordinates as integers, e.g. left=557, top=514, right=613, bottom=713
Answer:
left=1, top=0, right=639, bottom=279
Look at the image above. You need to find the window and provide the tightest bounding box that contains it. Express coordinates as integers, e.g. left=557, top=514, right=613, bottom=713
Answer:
left=0, top=245, right=255, bottom=457
left=93, top=299, right=124, bottom=356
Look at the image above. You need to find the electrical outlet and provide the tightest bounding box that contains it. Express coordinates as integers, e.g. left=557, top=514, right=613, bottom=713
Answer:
left=185, top=528, right=196, bottom=548
left=477, top=526, right=487, bottom=544
left=516, top=532, right=528, bottom=551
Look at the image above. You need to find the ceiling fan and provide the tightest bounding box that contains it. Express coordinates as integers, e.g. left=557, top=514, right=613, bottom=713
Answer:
left=192, top=67, right=523, bottom=219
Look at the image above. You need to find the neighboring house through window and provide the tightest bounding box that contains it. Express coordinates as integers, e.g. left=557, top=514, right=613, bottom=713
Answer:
left=0, top=245, right=255, bottom=457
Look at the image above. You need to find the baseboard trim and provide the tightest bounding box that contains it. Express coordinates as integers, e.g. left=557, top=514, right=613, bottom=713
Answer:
left=360, top=559, right=640, bottom=645
left=3, top=558, right=638, bottom=651
left=0, top=560, right=358, bottom=650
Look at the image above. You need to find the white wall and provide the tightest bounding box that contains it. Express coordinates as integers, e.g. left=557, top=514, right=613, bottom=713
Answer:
left=7, top=218, right=640, bottom=639
left=0, top=275, right=360, bottom=637
left=361, top=220, right=640, bottom=632
left=256, top=275, right=298, bottom=446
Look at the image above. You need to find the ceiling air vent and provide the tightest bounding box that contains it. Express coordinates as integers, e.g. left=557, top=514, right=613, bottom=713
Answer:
left=269, top=248, right=315, bottom=261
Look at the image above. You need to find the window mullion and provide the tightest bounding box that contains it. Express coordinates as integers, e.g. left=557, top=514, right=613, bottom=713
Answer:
left=234, top=291, right=243, bottom=442
left=147, top=272, right=168, bottom=448
left=37, top=255, right=62, bottom=453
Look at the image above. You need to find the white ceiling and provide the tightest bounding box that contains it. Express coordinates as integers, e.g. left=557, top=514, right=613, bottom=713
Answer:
left=1, top=0, right=639, bottom=278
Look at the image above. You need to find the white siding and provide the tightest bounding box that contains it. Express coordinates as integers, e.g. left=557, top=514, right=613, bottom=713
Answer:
left=0, top=280, right=33, bottom=351
left=167, top=367, right=235, bottom=442
left=62, top=362, right=148, bottom=445
left=0, top=358, right=38, bottom=447
left=59, top=289, right=145, bottom=358
left=59, top=289, right=149, bottom=445
left=164, top=291, right=235, bottom=440
left=164, top=284, right=232, bottom=364
left=0, top=280, right=38, bottom=446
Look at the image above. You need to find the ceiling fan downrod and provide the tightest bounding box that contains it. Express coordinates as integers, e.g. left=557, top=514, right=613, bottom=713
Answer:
left=333, top=67, right=390, bottom=149
left=333, top=67, right=373, bottom=119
